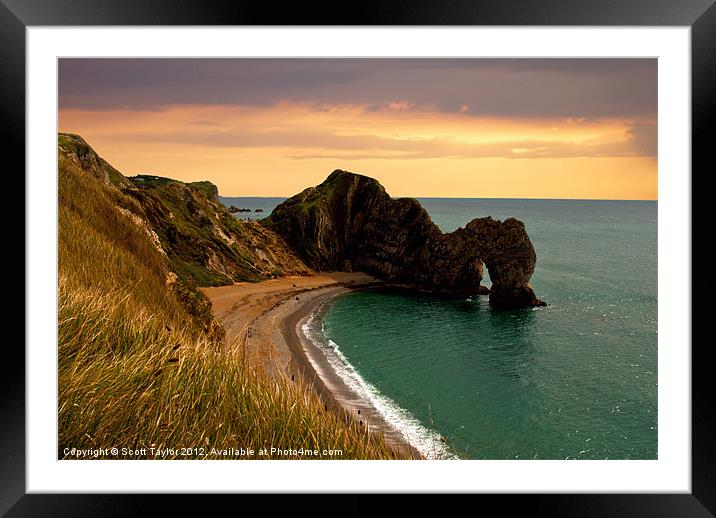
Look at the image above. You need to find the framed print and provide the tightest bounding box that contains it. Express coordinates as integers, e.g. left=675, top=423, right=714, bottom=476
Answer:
left=6, top=0, right=715, bottom=515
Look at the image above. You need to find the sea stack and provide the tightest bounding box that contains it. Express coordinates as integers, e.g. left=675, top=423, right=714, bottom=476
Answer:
left=264, top=170, right=545, bottom=309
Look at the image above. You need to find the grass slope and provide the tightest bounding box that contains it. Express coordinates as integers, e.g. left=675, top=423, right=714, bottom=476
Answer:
left=58, top=150, right=405, bottom=460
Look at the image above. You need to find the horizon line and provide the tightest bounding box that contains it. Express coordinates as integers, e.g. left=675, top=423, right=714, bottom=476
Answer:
left=219, top=194, right=658, bottom=202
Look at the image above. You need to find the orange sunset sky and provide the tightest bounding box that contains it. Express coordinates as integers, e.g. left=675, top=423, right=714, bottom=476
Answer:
left=58, top=59, right=657, bottom=200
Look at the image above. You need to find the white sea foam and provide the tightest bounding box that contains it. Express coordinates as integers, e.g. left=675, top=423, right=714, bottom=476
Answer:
left=301, top=307, right=456, bottom=460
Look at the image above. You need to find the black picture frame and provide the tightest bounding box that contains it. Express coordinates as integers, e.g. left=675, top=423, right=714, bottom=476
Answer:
left=5, top=0, right=714, bottom=515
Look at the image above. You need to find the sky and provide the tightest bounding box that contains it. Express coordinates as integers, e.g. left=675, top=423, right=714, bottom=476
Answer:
left=58, top=58, right=657, bottom=199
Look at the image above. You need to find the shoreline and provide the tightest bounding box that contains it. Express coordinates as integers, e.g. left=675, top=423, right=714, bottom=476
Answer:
left=283, top=288, right=435, bottom=459
left=201, top=273, right=426, bottom=458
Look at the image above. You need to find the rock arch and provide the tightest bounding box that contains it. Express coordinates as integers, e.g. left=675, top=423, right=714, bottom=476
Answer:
left=446, top=217, right=544, bottom=308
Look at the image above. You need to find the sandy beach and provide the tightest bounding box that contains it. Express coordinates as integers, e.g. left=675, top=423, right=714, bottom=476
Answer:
left=201, top=273, right=423, bottom=458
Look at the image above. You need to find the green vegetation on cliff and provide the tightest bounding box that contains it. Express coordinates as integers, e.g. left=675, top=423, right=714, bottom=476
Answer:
left=186, top=180, right=220, bottom=201
left=125, top=174, right=310, bottom=286
left=129, top=175, right=218, bottom=200
left=58, top=135, right=401, bottom=459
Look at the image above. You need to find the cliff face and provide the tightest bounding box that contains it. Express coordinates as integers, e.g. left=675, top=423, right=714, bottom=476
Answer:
left=58, top=133, right=311, bottom=287
left=264, top=170, right=544, bottom=308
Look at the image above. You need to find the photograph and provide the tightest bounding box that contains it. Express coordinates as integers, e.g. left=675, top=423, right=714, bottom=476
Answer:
left=57, top=57, right=658, bottom=461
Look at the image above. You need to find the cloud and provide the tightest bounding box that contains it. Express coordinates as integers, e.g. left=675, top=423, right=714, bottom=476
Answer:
left=97, top=120, right=655, bottom=161
left=364, top=101, right=419, bottom=112
left=58, top=58, right=657, bottom=119
left=190, top=120, right=227, bottom=127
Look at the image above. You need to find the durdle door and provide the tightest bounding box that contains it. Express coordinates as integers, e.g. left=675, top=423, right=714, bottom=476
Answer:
left=265, top=169, right=545, bottom=309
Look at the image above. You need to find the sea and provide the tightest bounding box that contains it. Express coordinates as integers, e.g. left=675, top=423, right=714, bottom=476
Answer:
left=221, top=196, right=658, bottom=460
left=220, top=197, right=285, bottom=220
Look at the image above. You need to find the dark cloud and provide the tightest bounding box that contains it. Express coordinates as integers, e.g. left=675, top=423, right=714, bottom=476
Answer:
left=58, top=58, right=657, bottom=119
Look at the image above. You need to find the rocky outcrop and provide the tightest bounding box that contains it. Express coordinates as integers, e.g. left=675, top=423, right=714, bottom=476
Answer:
left=58, top=133, right=132, bottom=189
left=264, top=170, right=544, bottom=308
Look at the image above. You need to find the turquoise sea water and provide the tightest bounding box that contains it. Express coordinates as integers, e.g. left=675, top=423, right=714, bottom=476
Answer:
left=225, top=196, right=657, bottom=459
left=322, top=199, right=658, bottom=460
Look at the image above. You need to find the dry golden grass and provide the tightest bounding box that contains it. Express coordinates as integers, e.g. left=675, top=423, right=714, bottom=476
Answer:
left=58, top=157, right=407, bottom=460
